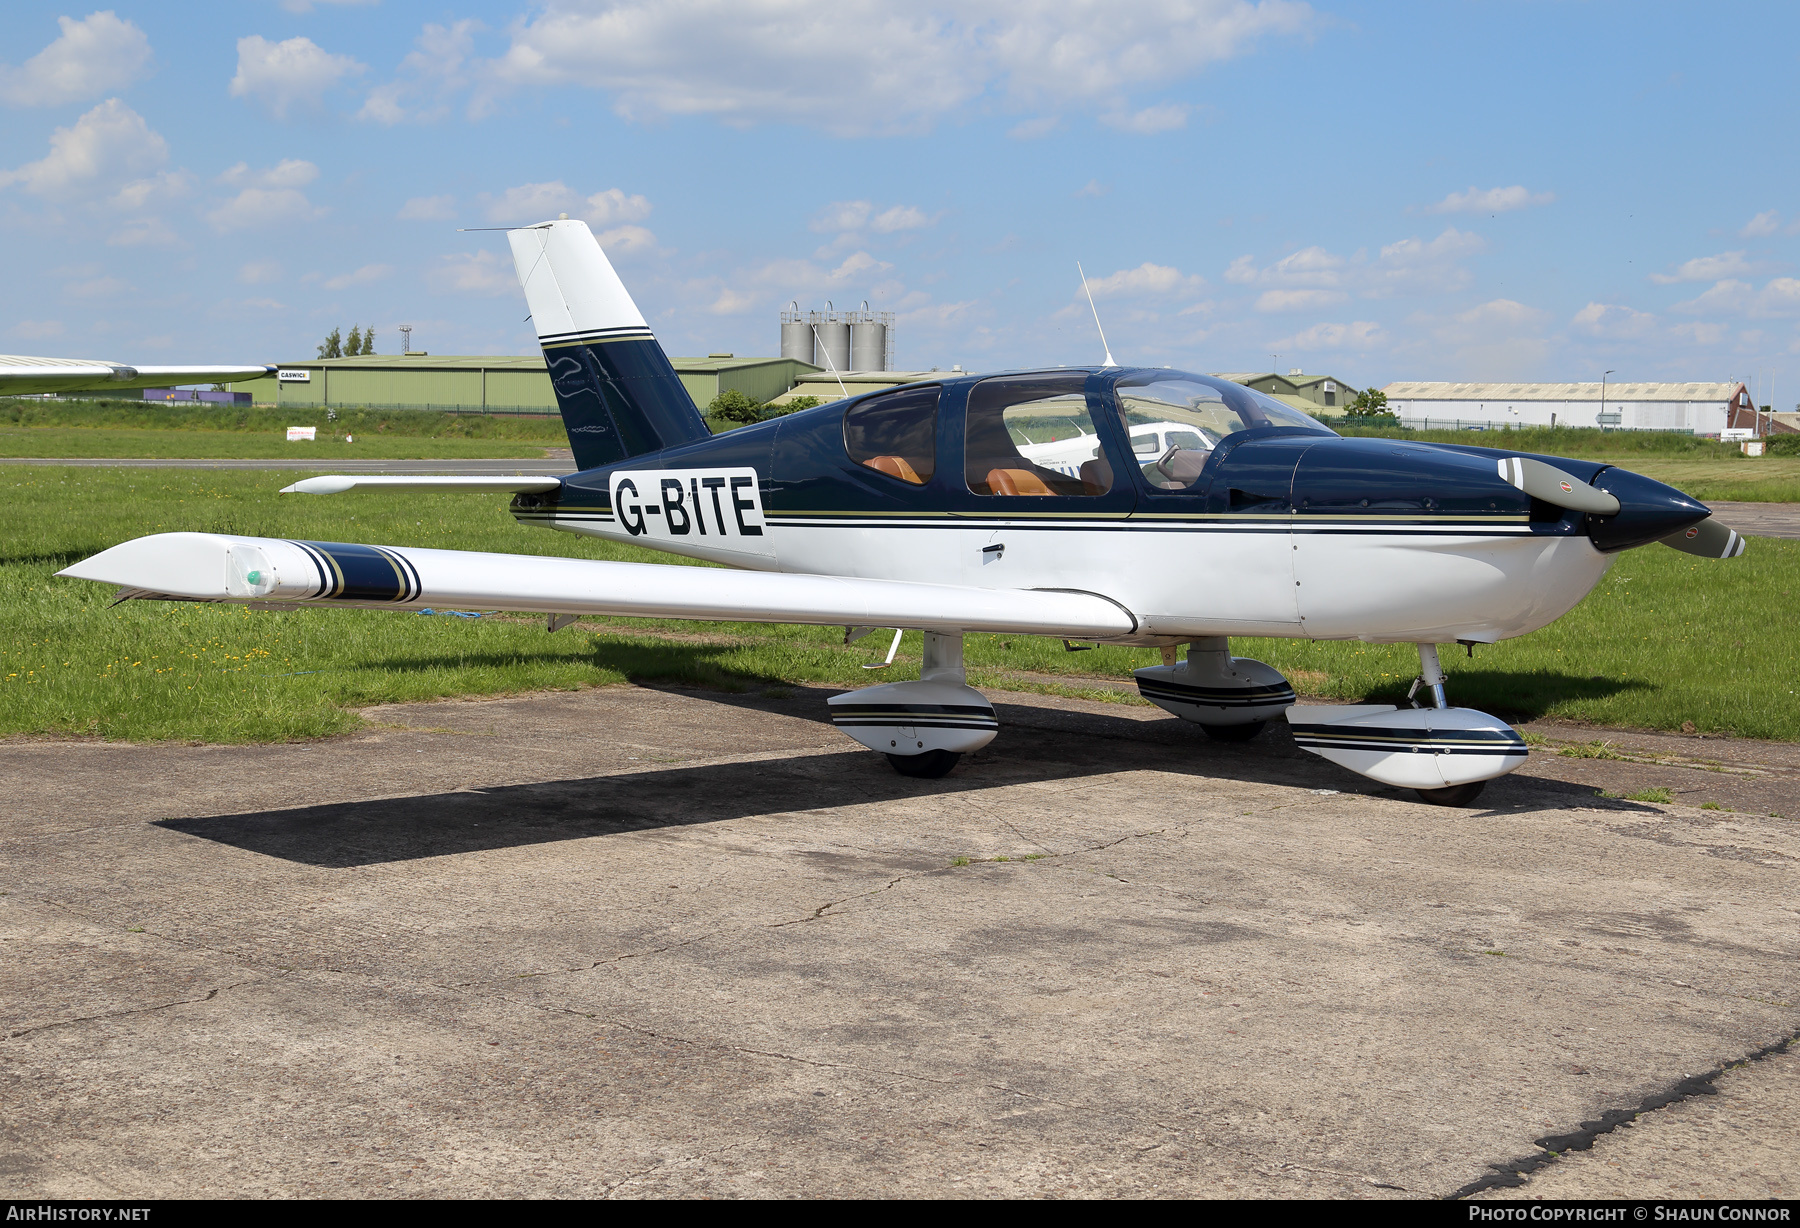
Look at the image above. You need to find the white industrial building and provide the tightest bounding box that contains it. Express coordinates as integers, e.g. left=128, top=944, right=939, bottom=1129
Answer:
left=1380, top=381, right=1752, bottom=435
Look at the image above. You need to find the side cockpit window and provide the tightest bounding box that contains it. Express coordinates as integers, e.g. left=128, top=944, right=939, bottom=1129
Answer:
left=965, top=373, right=1110, bottom=496
left=844, top=385, right=939, bottom=485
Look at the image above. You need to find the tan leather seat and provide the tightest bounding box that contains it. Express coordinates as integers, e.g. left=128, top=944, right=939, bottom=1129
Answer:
left=865, top=454, right=923, bottom=484
left=1078, top=456, right=1113, bottom=496
left=985, top=467, right=1054, bottom=496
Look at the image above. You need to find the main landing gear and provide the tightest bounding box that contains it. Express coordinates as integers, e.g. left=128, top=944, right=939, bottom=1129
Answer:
left=827, top=632, right=998, bottom=779
left=1132, top=638, right=1297, bottom=742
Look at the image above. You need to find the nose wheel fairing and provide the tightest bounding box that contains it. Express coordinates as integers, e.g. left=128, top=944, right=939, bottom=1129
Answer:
left=1285, top=704, right=1528, bottom=790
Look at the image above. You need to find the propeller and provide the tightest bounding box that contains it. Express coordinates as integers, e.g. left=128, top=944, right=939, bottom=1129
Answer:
left=1659, top=518, right=1746, bottom=559
left=1495, top=457, right=1620, bottom=515
left=1497, top=456, right=1746, bottom=558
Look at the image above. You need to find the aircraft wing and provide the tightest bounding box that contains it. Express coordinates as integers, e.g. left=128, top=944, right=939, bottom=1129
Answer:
left=56, top=532, right=1139, bottom=638
left=0, top=355, right=275, bottom=395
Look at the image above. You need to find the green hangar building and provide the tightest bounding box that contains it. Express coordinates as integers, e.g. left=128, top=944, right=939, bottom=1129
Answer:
left=229, top=353, right=820, bottom=413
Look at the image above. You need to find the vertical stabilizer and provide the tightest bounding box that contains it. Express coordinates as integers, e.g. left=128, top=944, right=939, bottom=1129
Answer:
left=509, top=219, right=710, bottom=470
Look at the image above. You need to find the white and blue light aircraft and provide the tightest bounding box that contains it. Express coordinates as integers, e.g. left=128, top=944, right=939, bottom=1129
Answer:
left=59, top=220, right=1746, bottom=804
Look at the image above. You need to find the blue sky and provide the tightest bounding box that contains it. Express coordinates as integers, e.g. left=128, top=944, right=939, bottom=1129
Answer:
left=3, top=1, right=1798, bottom=401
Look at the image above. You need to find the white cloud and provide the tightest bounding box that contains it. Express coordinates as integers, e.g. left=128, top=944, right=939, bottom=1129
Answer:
left=207, top=160, right=324, bottom=230
left=1085, top=262, right=1206, bottom=298
left=1571, top=302, right=1657, bottom=340
left=323, top=264, right=394, bottom=290
left=239, top=260, right=282, bottom=285
left=809, top=199, right=934, bottom=245
left=872, top=205, right=932, bottom=234
left=810, top=200, right=874, bottom=233
left=708, top=288, right=757, bottom=314
left=1272, top=320, right=1383, bottom=349
left=281, top=0, right=377, bottom=12
left=359, top=21, right=479, bottom=124
left=1075, top=179, right=1108, bottom=198
left=12, top=320, right=64, bottom=340
left=1008, top=116, right=1060, bottom=139
left=0, top=12, right=153, bottom=107
left=1100, top=102, right=1189, bottom=134
left=229, top=35, right=364, bottom=120
left=432, top=250, right=516, bottom=295
left=107, top=217, right=178, bottom=247
left=1425, top=185, right=1555, bottom=214
left=595, top=224, right=656, bottom=254
left=586, top=187, right=653, bottom=225
left=480, top=0, right=1314, bottom=134
left=1416, top=298, right=1551, bottom=378
left=64, top=275, right=132, bottom=300
left=1671, top=277, right=1800, bottom=319
left=1226, top=228, right=1482, bottom=306
left=1256, top=288, right=1346, bottom=312
left=0, top=98, right=167, bottom=199
left=483, top=181, right=652, bottom=225
left=1741, top=210, right=1782, bottom=238
left=220, top=159, right=319, bottom=189
left=1367, top=227, right=1484, bottom=296
left=399, top=194, right=456, bottom=221
left=1649, top=251, right=1759, bottom=285
left=108, top=169, right=190, bottom=211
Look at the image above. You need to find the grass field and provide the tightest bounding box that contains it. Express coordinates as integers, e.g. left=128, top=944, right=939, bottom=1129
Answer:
left=3, top=465, right=1795, bottom=744
left=0, top=426, right=558, bottom=460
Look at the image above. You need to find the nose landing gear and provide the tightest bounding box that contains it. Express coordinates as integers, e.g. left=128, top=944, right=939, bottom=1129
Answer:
left=1287, top=642, right=1527, bottom=806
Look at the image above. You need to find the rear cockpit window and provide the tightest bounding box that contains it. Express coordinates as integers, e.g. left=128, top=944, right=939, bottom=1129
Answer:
left=965, top=373, right=1111, bottom=496
left=844, top=385, right=939, bottom=485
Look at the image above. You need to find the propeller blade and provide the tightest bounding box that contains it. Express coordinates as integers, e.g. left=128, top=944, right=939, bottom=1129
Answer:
left=1496, top=457, right=1622, bottom=516
left=1660, top=518, right=1746, bottom=559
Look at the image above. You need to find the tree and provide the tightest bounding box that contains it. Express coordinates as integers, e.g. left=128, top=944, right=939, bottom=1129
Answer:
left=317, top=327, right=342, bottom=360
left=345, top=325, right=363, bottom=357
left=361, top=327, right=376, bottom=356
left=707, top=389, right=765, bottom=425
left=1345, top=387, right=1393, bottom=419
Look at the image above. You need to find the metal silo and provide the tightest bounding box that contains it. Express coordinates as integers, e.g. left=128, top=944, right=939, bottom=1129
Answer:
left=851, top=319, right=887, bottom=371
left=780, top=304, right=814, bottom=363
left=814, top=307, right=851, bottom=374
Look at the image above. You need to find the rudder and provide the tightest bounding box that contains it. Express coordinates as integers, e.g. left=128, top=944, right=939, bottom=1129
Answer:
left=508, top=219, right=710, bottom=470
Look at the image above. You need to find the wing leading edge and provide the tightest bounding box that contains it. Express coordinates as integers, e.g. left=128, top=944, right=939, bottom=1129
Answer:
left=0, top=356, right=276, bottom=395
left=56, top=532, right=1138, bottom=638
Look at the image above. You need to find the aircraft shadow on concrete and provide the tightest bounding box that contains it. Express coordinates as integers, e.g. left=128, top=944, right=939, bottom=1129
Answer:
left=155, top=688, right=1612, bottom=869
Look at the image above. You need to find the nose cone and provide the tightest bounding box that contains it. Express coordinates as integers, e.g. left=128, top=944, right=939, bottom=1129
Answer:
left=1586, top=467, right=1710, bottom=552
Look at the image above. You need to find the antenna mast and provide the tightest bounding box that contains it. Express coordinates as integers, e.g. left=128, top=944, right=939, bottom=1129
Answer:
left=1077, top=262, right=1116, bottom=367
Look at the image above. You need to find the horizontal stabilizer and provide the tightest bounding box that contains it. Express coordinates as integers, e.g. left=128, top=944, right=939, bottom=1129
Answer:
left=57, top=532, right=1139, bottom=639
left=281, top=476, right=565, bottom=495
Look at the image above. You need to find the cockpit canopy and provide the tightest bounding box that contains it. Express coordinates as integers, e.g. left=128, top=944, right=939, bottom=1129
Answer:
left=838, top=367, right=1336, bottom=498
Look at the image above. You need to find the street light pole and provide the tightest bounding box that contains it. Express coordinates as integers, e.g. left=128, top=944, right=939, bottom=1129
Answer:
left=1601, top=370, right=1614, bottom=430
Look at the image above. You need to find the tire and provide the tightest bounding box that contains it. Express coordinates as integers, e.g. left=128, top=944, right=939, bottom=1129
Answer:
left=1414, top=780, right=1487, bottom=807
left=886, top=749, right=962, bottom=779
left=1200, top=721, right=1266, bottom=743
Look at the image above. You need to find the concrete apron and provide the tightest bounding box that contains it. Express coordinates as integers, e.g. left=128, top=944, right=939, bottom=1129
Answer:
left=0, top=683, right=1794, bottom=1199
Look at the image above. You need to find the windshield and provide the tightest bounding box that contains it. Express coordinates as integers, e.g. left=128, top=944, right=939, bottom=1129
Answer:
left=1114, top=371, right=1334, bottom=489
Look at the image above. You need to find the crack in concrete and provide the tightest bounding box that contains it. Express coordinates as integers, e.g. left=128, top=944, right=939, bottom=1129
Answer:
left=1448, top=1029, right=1800, bottom=1199
left=456, top=934, right=721, bottom=987
left=600, top=1140, right=748, bottom=1197
left=4, top=979, right=258, bottom=1040
left=1262, top=1160, right=1408, bottom=1191
left=768, top=869, right=932, bottom=929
